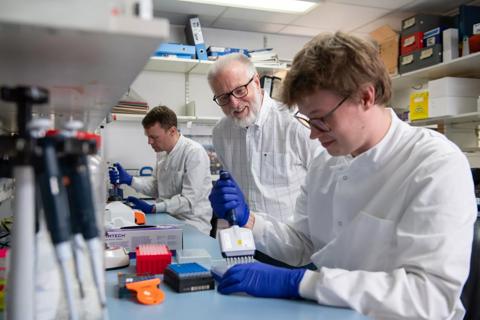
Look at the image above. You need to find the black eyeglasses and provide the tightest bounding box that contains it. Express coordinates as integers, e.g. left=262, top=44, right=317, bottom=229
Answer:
left=213, top=75, right=255, bottom=106
left=294, top=95, right=349, bottom=133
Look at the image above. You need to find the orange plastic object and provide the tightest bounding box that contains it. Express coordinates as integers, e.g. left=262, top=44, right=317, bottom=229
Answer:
left=125, top=278, right=165, bottom=305
left=134, top=210, right=146, bottom=225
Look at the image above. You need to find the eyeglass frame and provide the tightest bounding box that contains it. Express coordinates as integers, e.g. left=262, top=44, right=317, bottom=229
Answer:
left=212, top=75, right=255, bottom=106
left=294, top=95, right=350, bottom=133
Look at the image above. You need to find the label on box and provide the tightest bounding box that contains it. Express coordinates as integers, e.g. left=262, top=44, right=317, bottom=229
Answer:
left=105, top=224, right=183, bottom=253
left=404, top=35, right=416, bottom=46
left=474, top=23, right=480, bottom=35
left=401, top=54, right=414, bottom=65
left=403, top=17, right=416, bottom=29
left=426, top=37, right=437, bottom=46
left=424, top=27, right=441, bottom=38
left=420, top=48, right=433, bottom=60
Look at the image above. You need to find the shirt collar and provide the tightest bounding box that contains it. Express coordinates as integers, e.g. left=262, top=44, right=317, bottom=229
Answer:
left=168, top=134, right=184, bottom=156
left=340, top=108, right=400, bottom=168
left=350, top=108, right=403, bottom=165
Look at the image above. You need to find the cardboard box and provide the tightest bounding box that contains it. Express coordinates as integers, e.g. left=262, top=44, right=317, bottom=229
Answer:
left=401, top=14, right=444, bottom=35
left=105, top=224, right=183, bottom=255
left=459, top=5, right=480, bottom=40
left=399, top=44, right=442, bottom=74
left=409, top=91, right=429, bottom=120
left=400, top=32, right=423, bottom=55
left=370, top=25, right=400, bottom=75
left=423, top=27, right=443, bottom=47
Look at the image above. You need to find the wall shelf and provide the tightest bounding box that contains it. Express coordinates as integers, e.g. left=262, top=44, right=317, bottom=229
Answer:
left=409, top=112, right=480, bottom=127
left=144, top=56, right=288, bottom=75
left=392, top=52, right=480, bottom=92
left=0, top=6, right=169, bottom=132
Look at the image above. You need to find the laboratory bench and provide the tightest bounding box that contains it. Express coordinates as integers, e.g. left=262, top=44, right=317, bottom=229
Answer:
left=106, top=214, right=370, bottom=320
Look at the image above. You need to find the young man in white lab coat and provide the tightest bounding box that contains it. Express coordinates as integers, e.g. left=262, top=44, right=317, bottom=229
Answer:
left=207, top=53, right=321, bottom=225
left=110, top=105, right=212, bottom=234
left=209, top=32, right=477, bottom=319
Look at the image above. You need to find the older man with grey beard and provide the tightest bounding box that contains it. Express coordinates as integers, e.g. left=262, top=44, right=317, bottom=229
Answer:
left=207, top=54, right=321, bottom=256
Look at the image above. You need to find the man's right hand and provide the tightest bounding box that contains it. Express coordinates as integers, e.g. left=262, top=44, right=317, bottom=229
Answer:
left=108, top=162, right=132, bottom=186
left=209, top=170, right=249, bottom=227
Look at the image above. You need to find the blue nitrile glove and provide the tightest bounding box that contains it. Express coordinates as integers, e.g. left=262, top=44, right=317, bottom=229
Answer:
left=218, top=262, right=306, bottom=299
left=109, top=163, right=132, bottom=186
left=127, top=196, right=155, bottom=214
left=208, top=170, right=249, bottom=226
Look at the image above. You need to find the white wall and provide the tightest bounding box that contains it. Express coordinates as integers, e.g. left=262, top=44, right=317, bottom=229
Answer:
left=129, top=25, right=313, bottom=117
left=102, top=119, right=157, bottom=170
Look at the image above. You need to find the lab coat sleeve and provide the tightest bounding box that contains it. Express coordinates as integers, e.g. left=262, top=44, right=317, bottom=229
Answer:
left=162, top=147, right=211, bottom=216
left=130, top=170, right=158, bottom=198
left=252, top=181, right=315, bottom=267
left=298, top=151, right=476, bottom=319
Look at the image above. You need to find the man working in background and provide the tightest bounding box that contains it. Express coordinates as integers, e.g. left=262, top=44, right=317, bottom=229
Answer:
left=207, top=53, right=321, bottom=245
left=109, top=105, right=212, bottom=235
left=209, top=32, right=476, bottom=319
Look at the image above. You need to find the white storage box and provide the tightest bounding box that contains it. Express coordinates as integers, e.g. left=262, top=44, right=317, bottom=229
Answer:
left=105, top=224, right=183, bottom=256
left=442, top=29, right=459, bottom=62
left=429, top=96, right=478, bottom=117
left=428, top=77, right=480, bottom=98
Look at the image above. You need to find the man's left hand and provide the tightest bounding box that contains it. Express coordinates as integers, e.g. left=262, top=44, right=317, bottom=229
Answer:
left=217, top=262, right=306, bottom=299
left=127, top=196, right=155, bottom=214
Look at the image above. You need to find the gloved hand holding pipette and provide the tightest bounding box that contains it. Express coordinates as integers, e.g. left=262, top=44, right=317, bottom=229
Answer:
left=109, top=162, right=132, bottom=186
left=209, top=170, right=249, bottom=227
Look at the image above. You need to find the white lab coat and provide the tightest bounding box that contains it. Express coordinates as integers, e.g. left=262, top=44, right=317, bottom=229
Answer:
left=213, top=94, right=321, bottom=223
left=131, top=135, right=212, bottom=234
left=252, top=109, right=476, bottom=319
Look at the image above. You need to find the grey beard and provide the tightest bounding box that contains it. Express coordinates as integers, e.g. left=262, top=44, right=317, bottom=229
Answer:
left=232, top=111, right=257, bottom=128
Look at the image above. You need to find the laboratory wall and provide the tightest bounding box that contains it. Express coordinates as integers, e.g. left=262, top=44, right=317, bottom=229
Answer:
left=129, top=25, right=312, bottom=115
left=104, top=25, right=313, bottom=169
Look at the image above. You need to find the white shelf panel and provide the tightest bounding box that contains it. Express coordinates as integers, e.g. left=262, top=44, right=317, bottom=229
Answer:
left=409, top=112, right=480, bottom=126
left=0, top=5, right=168, bottom=132
left=392, top=52, right=480, bottom=91
left=145, top=57, right=199, bottom=73
left=144, top=57, right=288, bottom=75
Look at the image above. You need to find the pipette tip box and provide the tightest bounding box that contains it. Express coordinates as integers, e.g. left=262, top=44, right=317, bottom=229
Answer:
left=136, top=244, right=172, bottom=274
left=164, top=262, right=214, bottom=293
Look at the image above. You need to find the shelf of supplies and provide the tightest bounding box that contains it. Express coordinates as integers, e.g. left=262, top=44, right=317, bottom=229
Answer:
left=392, top=52, right=480, bottom=91
left=409, top=112, right=480, bottom=126
left=144, top=56, right=288, bottom=75
left=0, top=7, right=169, bottom=132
